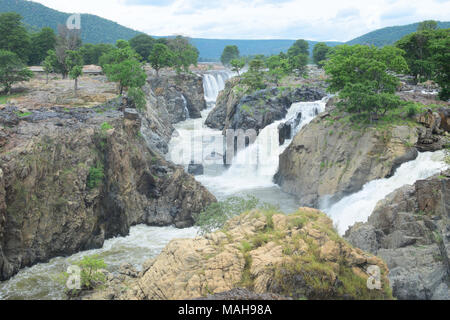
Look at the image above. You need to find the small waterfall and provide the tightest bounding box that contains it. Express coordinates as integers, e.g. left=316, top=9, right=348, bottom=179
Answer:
left=181, top=94, right=190, bottom=119
left=197, top=98, right=327, bottom=194
left=203, top=71, right=232, bottom=105
left=324, top=150, right=449, bottom=235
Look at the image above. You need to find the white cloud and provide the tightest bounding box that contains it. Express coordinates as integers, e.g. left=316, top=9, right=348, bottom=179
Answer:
left=33, top=0, right=450, bottom=41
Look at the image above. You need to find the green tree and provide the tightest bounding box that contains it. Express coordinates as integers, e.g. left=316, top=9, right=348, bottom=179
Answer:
left=396, top=31, right=435, bottom=83
left=44, top=49, right=66, bottom=79
left=29, top=27, right=56, bottom=66
left=148, top=43, right=173, bottom=77
left=230, top=58, right=245, bottom=76
left=42, top=53, right=54, bottom=84
left=288, top=39, right=309, bottom=57
left=167, top=36, right=199, bottom=74
left=428, top=29, right=450, bottom=100
left=266, top=55, right=289, bottom=86
left=0, top=50, right=33, bottom=95
left=221, top=45, right=240, bottom=66
left=313, top=42, right=331, bottom=67
left=242, top=58, right=266, bottom=91
left=418, top=20, right=438, bottom=32
left=101, top=44, right=146, bottom=95
left=0, top=13, right=31, bottom=63
left=129, top=34, right=155, bottom=62
left=288, top=53, right=308, bottom=75
left=324, top=45, right=409, bottom=121
left=79, top=43, right=114, bottom=65
left=65, top=50, right=84, bottom=94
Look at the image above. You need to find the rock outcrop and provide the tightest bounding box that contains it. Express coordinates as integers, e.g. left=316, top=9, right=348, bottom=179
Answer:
left=147, top=71, right=206, bottom=124
left=85, top=208, right=393, bottom=300
left=0, top=103, right=216, bottom=281
left=205, top=82, right=325, bottom=134
left=275, top=117, right=419, bottom=207
left=345, top=170, right=450, bottom=300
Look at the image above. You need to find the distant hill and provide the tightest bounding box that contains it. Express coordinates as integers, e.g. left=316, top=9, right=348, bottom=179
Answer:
left=0, top=0, right=342, bottom=60
left=347, top=21, right=450, bottom=46
left=0, top=0, right=141, bottom=44
left=1, top=0, right=448, bottom=61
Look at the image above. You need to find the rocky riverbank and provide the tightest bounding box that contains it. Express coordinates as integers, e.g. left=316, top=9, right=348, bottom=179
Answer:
left=275, top=105, right=450, bottom=208
left=345, top=169, right=450, bottom=300
left=0, top=93, right=216, bottom=281
left=83, top=208, right=393, bottom=301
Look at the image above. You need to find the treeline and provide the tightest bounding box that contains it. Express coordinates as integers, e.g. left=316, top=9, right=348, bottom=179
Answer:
left=219, top=40, right=333, bottom=92
left=322, top=20, right=449, bottom=122
left=0, top=12, right=200, bottom=99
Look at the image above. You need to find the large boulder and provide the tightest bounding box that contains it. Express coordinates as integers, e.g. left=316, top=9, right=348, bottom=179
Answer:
left=147, top=72, right=206, bottom=124
left=345, top=170, right=450, bottom=300
left=87, top=209, right=393, bottom=300
left=275, top=117, right=419, bottom=207
left=206, top=82, right=325, bottom=134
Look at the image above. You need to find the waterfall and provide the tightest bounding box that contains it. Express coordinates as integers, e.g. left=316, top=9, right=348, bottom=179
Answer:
left=197, top=98, right=327, bottom=195
left=203, top=71, right=232, bottom=105
left=181, top=94, right=190, bottom=119
left=323, top=150, right=449, bottom=235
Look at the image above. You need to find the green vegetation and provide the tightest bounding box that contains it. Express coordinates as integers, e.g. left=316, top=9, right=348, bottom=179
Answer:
left=59, top=255, right=107, bottom=297
left=312, top=42, right=332, bottom=67
left=0, top=12, right=30, bottom=62
left=28, top=27, right=56, bottom=65
left=127, top=87, right=147, bottom=111
left=100, top=41, right=146, bottom=95
left=148, top=43, right=173, bottom=77
left=230, top=58, right=245, bottom=76
left=87, top=163, right=104, bottom=189
left=324, top=44, right=408, bottom=122
left=65, top=50, right=83, bottom=94
left=347, top=20, right=450, bottom=47
left=79, top=43, right=114, bottom=65
left=193, top=196, right=278, bottom=235
left=167, top=35, right=199, bottom=74
left=221, top=45, right=240, bottom=66
left=100, top=122, right=113, bottom=131
left=0, top=49, right=33, bottom=94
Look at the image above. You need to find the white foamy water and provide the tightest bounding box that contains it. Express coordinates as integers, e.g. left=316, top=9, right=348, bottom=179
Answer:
left=203, top=71, right=232, bottom=104
left=197, top=98, right=327, bottom=196
left=0, top=225, right=198, bottom=300
left=324, top=150, right=449, bottom=235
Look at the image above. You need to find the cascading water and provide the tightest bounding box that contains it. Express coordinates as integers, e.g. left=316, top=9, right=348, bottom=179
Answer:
left=181, top=94, right=190, bottom=119
left=0, top=226, right=197, bottom=300
left=197, top=99, right=327, bottom=196
left=324, top=150, right=449, bottom=235
left=203, top=71, right=232, bottom=105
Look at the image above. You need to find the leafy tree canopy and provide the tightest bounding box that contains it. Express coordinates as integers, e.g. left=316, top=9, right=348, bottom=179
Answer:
left=0, top=12, right=31, bottom=62
left=148, top=43, right=173, bottom=76
left=29, top=27, right=56, bottom=65
left=324, top=44, right=409, bottom=121
left=221, top=45, right=240, bottom=66
left=0, top=49, right=33, bottom=94
left=313, top=42, right=331, bottom=67
left=129, top=34, right=155, bottom=62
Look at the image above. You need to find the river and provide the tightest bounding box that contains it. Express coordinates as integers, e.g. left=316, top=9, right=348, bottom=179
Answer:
left=0, top=70, right=447, bottom=300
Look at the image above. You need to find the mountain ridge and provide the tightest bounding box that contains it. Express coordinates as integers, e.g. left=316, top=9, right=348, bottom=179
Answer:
left=1, top=0, right=449, bottom=61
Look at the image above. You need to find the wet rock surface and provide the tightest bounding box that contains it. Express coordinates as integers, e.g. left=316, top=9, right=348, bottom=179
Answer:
left=206, top=83, right=325, bottom=134
left=345, top=170, right=450, bottom=300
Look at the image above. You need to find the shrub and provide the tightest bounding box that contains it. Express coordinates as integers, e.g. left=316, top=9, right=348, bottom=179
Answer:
left=87, top=163, right=104, bottom=189
left=101, top=122, right=113, bottom=131
left=60, top=255, right=107, bottom=297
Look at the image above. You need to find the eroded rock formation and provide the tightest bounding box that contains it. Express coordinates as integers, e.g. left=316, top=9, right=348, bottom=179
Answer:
left=84, top=209, right=393, bottom=300
left=345, top=170, right=450, bottom=300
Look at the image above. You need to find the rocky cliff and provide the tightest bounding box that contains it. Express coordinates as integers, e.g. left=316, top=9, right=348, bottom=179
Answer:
left=205, top=81, right=325, bottom=134
left=345, top=170, right=450, bottom=300
left=275, top=117, right=419, bottom=207
left=147, top=70, right=207, bottom=124
left=85, top=208, right=393, bottom=300
left=0, top=102, right=216, bottom=281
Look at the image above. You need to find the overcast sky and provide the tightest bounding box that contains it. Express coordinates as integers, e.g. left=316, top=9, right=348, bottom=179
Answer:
left=33, top=0, right=450, bottom=41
